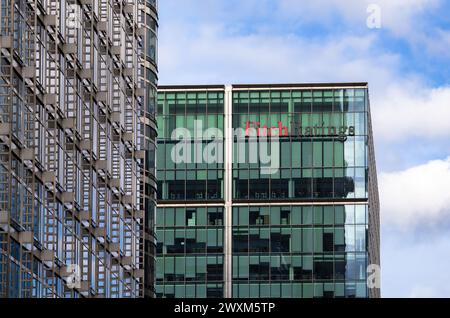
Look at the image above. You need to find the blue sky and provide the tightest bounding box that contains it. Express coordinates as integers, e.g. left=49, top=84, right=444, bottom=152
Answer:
left=157, top=0, right=450, bottom=297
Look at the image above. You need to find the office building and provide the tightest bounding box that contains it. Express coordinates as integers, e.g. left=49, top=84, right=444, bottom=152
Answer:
left=0, top=0, right=158, bottom=298
left=155, top=83, right=380, bottom=298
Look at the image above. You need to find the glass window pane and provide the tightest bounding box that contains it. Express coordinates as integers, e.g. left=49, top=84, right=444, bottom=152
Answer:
left=303, top=228, right=313, bottom=253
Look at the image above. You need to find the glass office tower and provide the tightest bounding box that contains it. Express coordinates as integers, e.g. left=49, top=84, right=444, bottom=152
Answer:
left=0, top=0, right=158, bottom=298
left=156, top=86, right=226, bottom=297
left=156, top=83, right=380, bottom=298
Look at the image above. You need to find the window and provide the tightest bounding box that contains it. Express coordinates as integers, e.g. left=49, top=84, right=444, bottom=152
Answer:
left=323, top=232, right=334, bottom=252
left=314, top=261, right=333, bottom=279
left=303, top=228, right=313, bottom=253
left=186, top=209, right=196, bottom=226
left=291, top=207, right=301, bottom=225
left=302, top=142, right=313, bottom=167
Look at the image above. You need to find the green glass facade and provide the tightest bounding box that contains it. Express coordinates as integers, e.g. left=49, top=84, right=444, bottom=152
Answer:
left=156, top=206, right=224, bottom=297
left=156, top=84, right=380, bottom=298
left=156, top=90, right=225, bottom=201
left=231, top=204, right=369, bottom=297
left=156, top=88, right=226, bottom=297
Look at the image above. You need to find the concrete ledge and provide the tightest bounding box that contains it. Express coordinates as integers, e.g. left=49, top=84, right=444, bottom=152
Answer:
left=123, top=68, right=134, bottom=77
left=135, top=210, right=144, bottom=220
left=96, top=91, right=108, bottom=102
left=78, top=211, right=90, bottom=222
left=136, top=88, right=145, bottom=97
left=42, top=171, right=56, bottom=183
left=110, top=112, right=121, bottom=123
left=95, top=160, right=108, bottom=171
left=0, top=211, right=8, bottom=224
left=44, top=15, right=57, bottom=26
left=61, top=192, right=75, bottom=203
left=0, top=36, right=12, bottom=48
left=135, top=151, right=145, bottom=159
left=122, top=195, right=133, bottom=205
left=20, top=148, right=34, bottom=161
left=97, top=21, right=107, bottom=32
left=43, top=94, right=57, bottom=105
left=136, top=28, right=146, bottom=37
left=122, top=256, right=133, bottom=266
left=62, top=118, right=76, bottom=130
left=111, top=46, right=121, bottom=55
left=124, top=4, right=134, bottom=14
left=134, top=269, right=144, bottom=279
left=80, top=140, right=91, bottom=151
left=110, top=179, right=121, bottom=188
left=22, top=67, right=36, bottom=78
left=0, top=123, right=10, bottom=135
left=79, top=69, right=92, bottom=80
left=80, top=0, right=93, bottom=5
left=94, top=227, right=106, bottom=237
left=109, top=243, right=120, bottom=253
left=62, top=44, right=77, bottom=55
left=41, top=250, right=55, bottom=262
left=123, top=132, right=133, bottom=142
left=19, top=231, right=33, bottom=244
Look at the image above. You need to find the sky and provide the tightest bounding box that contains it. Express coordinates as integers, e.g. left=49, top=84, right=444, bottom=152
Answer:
left=157, top=0, right=450, bottom=297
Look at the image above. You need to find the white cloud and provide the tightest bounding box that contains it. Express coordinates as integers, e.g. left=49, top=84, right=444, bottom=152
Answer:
left=420, top=29, right=450, bottom=57
left=382, top=228, right=450, bottom=297
left=372, top=85, right=450, bottom=142
left=278, top=0, right=441, bottom=37
left=277, top=0, right=450, bottom=59
left=408, top=286, right=439, bottom=298
left=379, top=157, right=450, bottom=229
left=159, top=24, right=390, bottom=84
left=369, top=0, right=439, bottom=35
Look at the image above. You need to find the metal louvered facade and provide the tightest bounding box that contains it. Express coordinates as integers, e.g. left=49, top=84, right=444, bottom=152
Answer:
left=0, top=0, right=158, bottom=298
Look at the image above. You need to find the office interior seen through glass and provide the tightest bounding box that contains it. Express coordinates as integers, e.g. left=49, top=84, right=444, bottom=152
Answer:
left=156, top=83, right=380, bottom=298
left=0, top=0, right=158, bottom=298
